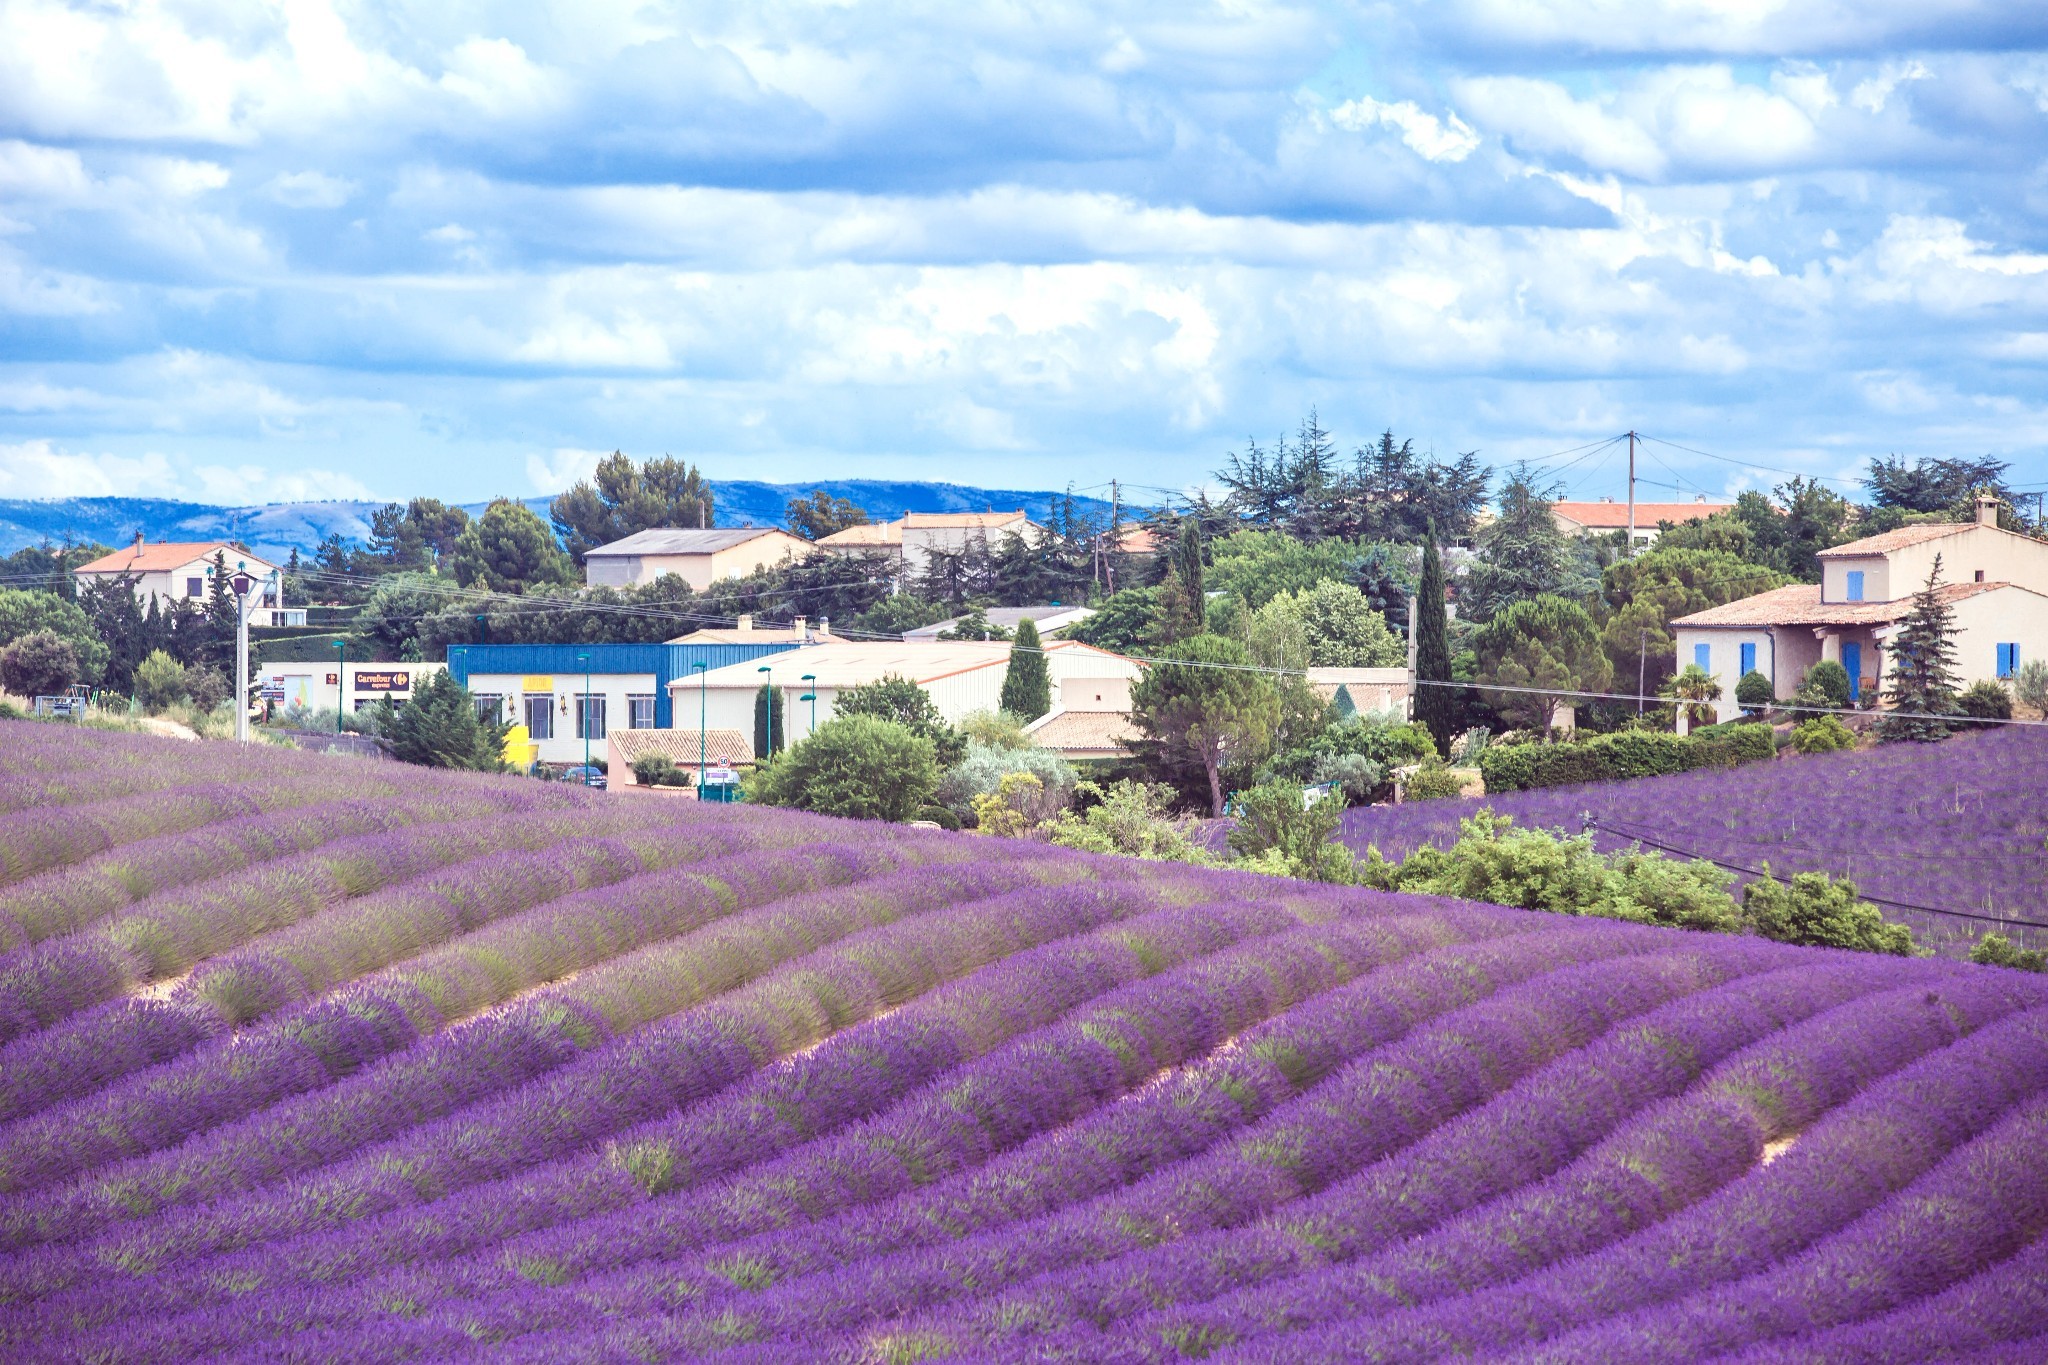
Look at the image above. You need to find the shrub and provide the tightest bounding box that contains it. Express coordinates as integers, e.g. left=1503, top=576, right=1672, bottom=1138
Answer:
left=913, top=805, right=962, bottom=831
left=1958, top=679, right=2013, bottom=728
left=935, top=742, right=1077, bottom=819
left=183, top=666, right=233, bottom=714
left=1970, top=933, right=2047, bottom=972
left=1476, top=724, right=1774, bottom=792
left=1226, top=780, right=1356, bottom=883
left=378, top=669, right=507, bottom=771
left=1402, top=762, right=1467, bottom=802
left=630, top=754, right=692, bottom=788
left=1045, top=780, right=1208, bottom=861
left=972, top=771, right=1051, bottom=838
left=1801, top=660, right=1851, bottom=709
left=1310, top=752, right=1387, bottom=804
left=956, top=709, right=1033, bottom=751
left=1790, top=714, right=1857, bottom=754
left=0, top=630, right=81, bottom=699
left=1741, top=866, right=1915, bottom=956
left=746, top=714, right=938, bottom=822
left=1735, top=669, right=1774, bottom=716
left=133, top=649, right=188, bottom=712
left=2015, top=658, right=2048, bottom=717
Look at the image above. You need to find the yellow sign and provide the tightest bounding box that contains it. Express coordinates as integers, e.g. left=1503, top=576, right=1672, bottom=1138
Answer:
left=501, top=723, right=539, bottom=768
left=521, top=676, right=553, bottom=692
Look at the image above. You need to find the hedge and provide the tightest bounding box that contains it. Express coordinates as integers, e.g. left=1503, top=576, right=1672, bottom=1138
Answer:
left=1478, top=722, right=1775, bottom=793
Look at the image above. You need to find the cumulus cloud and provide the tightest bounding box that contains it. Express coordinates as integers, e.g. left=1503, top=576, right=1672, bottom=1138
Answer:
left=1329, top=96, right=1481, bottom=162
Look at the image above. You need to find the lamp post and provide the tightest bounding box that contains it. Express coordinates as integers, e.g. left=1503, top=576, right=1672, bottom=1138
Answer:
left=757, top=663, right=773, bottom=757
left=333, top=638, right=346, bottom=733
left=476, top=614, right=489, bottom=644
left=691, top=660, right=708, bottom=794
left=800, top=673, right=816, bottom=737
left=577, top=652, right=591, bottom=779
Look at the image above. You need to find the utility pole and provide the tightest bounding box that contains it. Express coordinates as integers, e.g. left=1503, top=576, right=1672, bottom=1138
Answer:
left=1626, top=430, right=1637, bottom=555
left=1638, top=628, right=1649, bottom=716
left=219, top=561, right=275, bottom=744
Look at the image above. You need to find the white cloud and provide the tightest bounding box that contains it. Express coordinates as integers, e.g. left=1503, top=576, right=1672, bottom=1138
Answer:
left=525, top=447, right=606, bottom=494
left=0, top=438, right=370, bottom=502
left=267, top=171, right=356, bottom=209
left=1329, top=96, right=1481, bottom=162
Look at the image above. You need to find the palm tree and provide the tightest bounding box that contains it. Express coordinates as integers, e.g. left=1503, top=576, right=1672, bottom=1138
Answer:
left=1663, top=663, right=1722, bottom=730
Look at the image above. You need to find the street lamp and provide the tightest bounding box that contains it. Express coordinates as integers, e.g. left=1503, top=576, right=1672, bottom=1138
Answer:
left=577, top=652, right=591, bottom=779
left=757, top=663, right=774, bottom=756
left=691, top=660, right=709, bottom=794
left=800, top=673, right=816, bottom=736
left=332, top=638, right=346, bottom=733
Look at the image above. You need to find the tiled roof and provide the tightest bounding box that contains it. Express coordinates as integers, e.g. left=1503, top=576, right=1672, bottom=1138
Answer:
left=815, top=522, right=902, bottom=547
left=75, top=541, right=272, bottom=575
left=1815, top=522, right=1978, bottom=558
left=609, top=727, right=755, bottom=768
left=1673, top=581, right=2009, bottom=628
left=586, top=528, right=795, bottom=557
left=1552, top=500, right=1733, bottom=529
left=1023, top=709, right=1139, bottom=756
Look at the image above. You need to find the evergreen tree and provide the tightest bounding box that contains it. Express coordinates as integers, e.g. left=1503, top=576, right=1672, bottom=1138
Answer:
left=1129, top=633, right=1281, bottom=816
left=1153, top=515, right=1207, bottom=643
left=999, top=618, right=1052, bottom=720
left=1462, top=463, right=1570, bottom=619
left=202, top=551, right=239, bottom=674
left=1413, top=528, right=1457, bottom=756
left=753, top=682, right=786, bottom=758
left=550, top=452, right=714, bottom=565
left=453, top=499, right=574, bottom=594
left=1879, top=554, right=1962, bottom=742
left=378, top=670, right=506, bottom=771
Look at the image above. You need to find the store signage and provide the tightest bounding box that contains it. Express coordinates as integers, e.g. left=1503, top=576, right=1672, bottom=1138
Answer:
left=355, top=670, right=412, bottom=692
left=704, top=767, right=738, bottom=785
left=522, top=675, right=553, bottom=692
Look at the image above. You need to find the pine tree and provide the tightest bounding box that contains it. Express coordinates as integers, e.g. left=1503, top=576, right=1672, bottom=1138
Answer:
left=1879, top=554, right=1962, bottom=743
left=999, top=618, right=1052, bottom=720
left=1413, top=527, right=1456, bottom=756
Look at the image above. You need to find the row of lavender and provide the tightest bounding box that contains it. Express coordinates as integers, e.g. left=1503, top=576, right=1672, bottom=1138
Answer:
left=1336, top=725, right=2048, bottom=956
left=2, top=723, right=2045, bottom=1363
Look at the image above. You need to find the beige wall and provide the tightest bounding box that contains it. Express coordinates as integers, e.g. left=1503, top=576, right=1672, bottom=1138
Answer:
left=1938, top=587, right=2048, bottom=689
left=586, top=531, right=810, bottom=591
left=80, top=552, right=283, bottom=609
left=1822, top=525, right=2048, bottom=604
left=1819, top=553, right=1894, bottom=605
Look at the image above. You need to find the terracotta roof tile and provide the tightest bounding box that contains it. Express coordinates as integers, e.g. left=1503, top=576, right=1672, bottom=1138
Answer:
left=1673, top=580, right=2010, bottom=628
left=1023, top=709, right=1139, bottom=756
left=815, top=522, right=902, bottom=547
left=609, top=728, right=755, bottom=769
left=1815, top=522, right=1978, bottom=557
left=1552, top=501, right=1732, bottom=529
left=75, top=541, right=271, bottom=575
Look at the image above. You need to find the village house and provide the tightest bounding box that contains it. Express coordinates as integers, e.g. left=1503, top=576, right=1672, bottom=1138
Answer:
left=815, top=511, right=1042, bottom=580
left=581, top=527, right=812, bottom=591
left=1672, top=496, right=2048, bottom=722
left=73, top=537, right=305, bottom=626
left=1551, top=494, right=1734, bottom=549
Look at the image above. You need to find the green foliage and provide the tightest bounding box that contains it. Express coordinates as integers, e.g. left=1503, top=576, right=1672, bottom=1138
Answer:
left=1652, top=509, right=1757, bottom=558
left=367, top=498, right=470, bottom=572
left=784, top=491, right=869, bottom=541
left=1598, top=546, right=1787, bottom=695
left=935, top=742, right=1076, bottom=819
left=1742, top=866, right=1915, bottom=955
left=914, top=805, right=962, bottom=831
left=1310, top=752, right=1387, bottom=804
left=1255, top=580, right=1404, bottom=668
left=550, top=452, right=714, bottom=565
left=1362, top=812, right=1745, bottom=934
left=351, top=573, right=455, bottom=662
left=453, top=499, right=574, bottom=594
left=1477, top=723, right=1774, bottom=792
left=1062, top=586, right=1159, bottom=653
left=379, top=670, right=507, bottom=771
left=833, top=675, right=966, bottom=766
left=1879, top=554, right=1962, bottom=743
left=2014, top=658, right=2048, bottom=717
left=1413, top=531, right=1455, bottom=757
left=1790, top=714, right=1858, bottom=754
left=1129, top=633, right=1282, bottom=816
left=1958, top=679, right=2013, bottom=728
left=0, top=630, right=81, bottom=698
left=752, top=683, right=785, bottom=759
left=1269, top=712, right=1435, bottom=804
left=1045, top=781, right=1209, bottom=862
left=851, top=593, right=954, bottom=640
left=1471, top=594, right=1612, bottom=730
left=1865, top=455, right=2011, bottom=515
left=746, top=715, right=938, bottom=822
left=1209, top=530, right=1360, bottom=611
left=1735, top=669, right=1774, bottom=716
left=1801, top=660, right=1851, bottom=709
left=630, top=754, right=693, bottom=787
left=1401, top=762, right=1467, bottom=802
left=133, top=649, right=188, bottom=712
left=1151, top=517, right=1207, bottom=643
left=937, top=606, right=1009, bottom=641
left=1462, top=464, right=1572, bottom=619
left=1226, top=781, right=1356, bottom=883
left=1663, top=663, right=1722, bottom=729
left=1970, top=933, right=2047, bottom=973
left=182, top=665, right=231, bottom=714
left=1733, top=479, right=1854, bottom=580
left=998, top=618, right=1052, bottom=720
left=956, top=709, right=1033, bottom=750
left=0, top=588, right=108, bottom=684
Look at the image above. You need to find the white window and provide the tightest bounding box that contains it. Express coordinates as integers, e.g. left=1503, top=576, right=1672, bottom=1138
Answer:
left=524, top=694, right=553, bottom=741
left=473, top=693, right=502, bottom=722
left=628, top=694, right=656, bottom=729
left=576, top=694, right=607, bottom=740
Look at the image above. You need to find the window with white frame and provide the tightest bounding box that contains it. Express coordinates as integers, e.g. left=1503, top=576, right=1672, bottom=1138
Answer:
left=628, top=694, right=656, bottom=729
left=524, top=694, right=553, bottom=740
left=576, top=693, right=607, bottom=740
left=473, top=693, right=502, bottom=722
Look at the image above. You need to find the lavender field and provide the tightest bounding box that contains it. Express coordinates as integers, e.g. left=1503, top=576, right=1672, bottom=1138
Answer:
left=3, top=725, right=2047, bottom=1363
left=1341, top=726, right=2048, bottom=958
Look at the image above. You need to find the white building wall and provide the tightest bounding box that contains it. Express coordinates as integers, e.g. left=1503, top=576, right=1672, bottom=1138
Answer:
left=1671, top=628, right=1777, bottom=724
left=1939, top=588, right=2048, bottom=691
left=462, top=669, right=660, bottom=764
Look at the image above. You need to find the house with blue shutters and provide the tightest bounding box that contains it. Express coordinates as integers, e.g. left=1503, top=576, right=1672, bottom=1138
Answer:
left=1671, top=496, right=2048, bottom=724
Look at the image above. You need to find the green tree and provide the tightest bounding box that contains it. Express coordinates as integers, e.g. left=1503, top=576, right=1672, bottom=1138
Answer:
left=1598, top=546, right=1787, bottom=696
left=1154, top=516, right=1207, bottom=642
left=999, top=618, right=1052, bottom=720
left=1413, top=530, right=1455, bottom=757
left=1064, top=585, right=1159, bottom=652
left=133, top=649, right=188, bottom=711
left=1260, top=580, right=1404, bottom=667
left=1958, top=679, right=2013, bottom=728
left=851, top=594, right=954, bottom=640
left=1463, top=463, right=1570, bottom=619
left=785, top=491, right=869, bottom=541
left=0, top=588, right=108, bottom=684
left=2014, top=658, right=2048, bottom=718
left=376, top=669, right=506, bottom=771
left=1206, top=530, right=1376, bottom=611
left=352, top=573, right=458, bottom=661
left=550, top=452, right=715, bottom=565
left=1045, top=780, right=1209, bottom=861
left=752, top=683, right=786, bottom=758
left=1471, top=595, right=1612, bottom=731
left=1736, top=478, right=1853, bottom=580
left=454, top=499, right=574, bottom=594
left=1735, top=669, right=1774, bottom=717
left=746, top=715, right=938, bottom=822
left=1865, top=455, right=2012, bottom=514
left=1226, top=780, right=1356, bottom=883
left=1879, top=554, right=1962, bottom=742
left=0, top=631, right=81, bottom=698
left=1970, top=933, right=2047, bottom=973
left=77, top=574, right=149, bottom=693
left=936, top=606, right=1008, bottom=641
left=1742, top=867, right=1915, bottom=955
left=1130, top=633, right=1282, bottom=816
left=1799, top=659, right=1852, bottom=709
left=833, top=674, right=966, bottom=766
left=1663, top=662, right=1722, bottom=729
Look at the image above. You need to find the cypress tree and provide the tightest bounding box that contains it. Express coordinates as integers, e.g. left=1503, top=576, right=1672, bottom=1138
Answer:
left=999, top=617, right=1052, bottom=720
left=1175, top=515, right=1205, bottom=622
left=753, top=682, right=785, bottom=758
left=1413, top=526, right=1457, bottom=757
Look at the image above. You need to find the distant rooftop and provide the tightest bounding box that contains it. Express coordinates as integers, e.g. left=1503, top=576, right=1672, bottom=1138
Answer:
left=1551, top=496, right=1731, bottom=530
left=1673, top=580, right=2016, bottom=628
left=904, top=605, right=1094, bottom=640
left=586, top=527, right=791, bottom=557
left=75, top=540, right=272, bottom=575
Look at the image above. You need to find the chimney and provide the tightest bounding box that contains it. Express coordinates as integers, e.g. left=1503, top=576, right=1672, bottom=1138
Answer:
left=133, top=531, right=145, bottom=548
left=817, top=616, right=829, bottom=639
left=793, top=616, right=807, bottom=639
left=1695, top=493, right=1708, bottom=503
left=1977, top=494, right=2000, bottom=527
left=737, top=614, right=753, bottom=633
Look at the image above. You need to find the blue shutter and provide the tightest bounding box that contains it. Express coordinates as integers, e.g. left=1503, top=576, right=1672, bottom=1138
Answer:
left=1998, top=643, right=2019, bottom=679
left=1740, top=642, right=1756, bottom=676
left=1846, top=571, right=1864, bottom=602
left=1694, top=643, right=1711, bottom=672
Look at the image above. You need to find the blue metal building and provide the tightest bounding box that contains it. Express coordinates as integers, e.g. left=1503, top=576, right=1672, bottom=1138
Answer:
left=446, top=641, right=801, bottom=729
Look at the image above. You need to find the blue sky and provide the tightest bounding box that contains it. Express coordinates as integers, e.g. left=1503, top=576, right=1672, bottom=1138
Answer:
left=1, top=1, right=2045, bottom=510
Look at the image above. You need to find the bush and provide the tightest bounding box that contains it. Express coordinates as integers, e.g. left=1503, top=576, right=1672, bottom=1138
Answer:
left=1735, top=669, right=1774, bottom=716
left=133, top=649, right=189, bottom=712
left=1226, top=781, right=1356, bottom=883
left=1741, top=866, right=1915, bottom=955
left=1045, top=780, right=1209, bottom=862
left=1970, top=933, right=2047, bottom=973
left=1790, top=714, right=1857, bottom=754
left=630, top=754, right=692, bottom=787
left=1476, top=723, right=1774, bottom=793
left=972, top=771, right=1052, bottom=838
left=956, top=709, right=1033, bottom=751
left=2015, top=658, right=2048, bottom=717
left=183, top=665, right=233, bottom=714
left=935, top=742, right=1077, bottom=819
left=1402, top=762, right=1467, bottom=802
left=1958, top=679, right=2013, bottom=728
left=1801, top=660, right=1852, bottom=709
left=1310, top=752, right=1387, bottom=804
left=747, top=715, right=938, bottom=822
left=913, top=804, right=962, bottom=831
left=0, top=630, right=81, bottom=699
left=379, top=670, right=507, bottom=771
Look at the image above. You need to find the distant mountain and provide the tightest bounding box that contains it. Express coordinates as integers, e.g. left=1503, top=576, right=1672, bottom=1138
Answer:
left=0, top=480, right=1141, bottom=561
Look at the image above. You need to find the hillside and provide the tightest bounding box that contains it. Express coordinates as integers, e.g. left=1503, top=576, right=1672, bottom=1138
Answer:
left=0, top=480, right=1133, bottom=560
left=1338, top=727, right=2048, bottom=959
left=1, top=723, right=2044, bottom=1361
